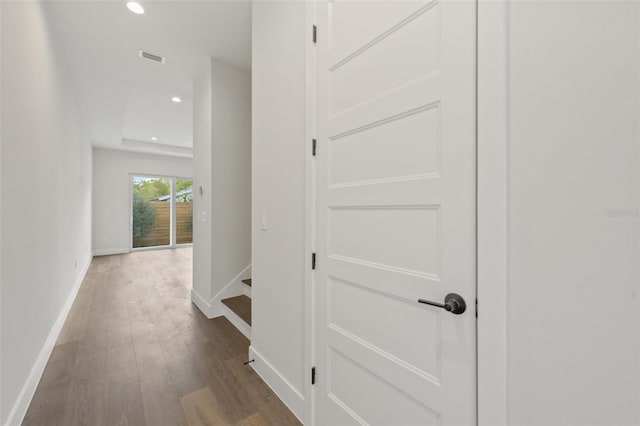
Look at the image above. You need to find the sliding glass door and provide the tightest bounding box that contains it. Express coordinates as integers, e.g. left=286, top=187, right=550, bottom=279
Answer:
left=131, top=175, right=193, bottom=249
left=175, top=178, right=193, bottom=245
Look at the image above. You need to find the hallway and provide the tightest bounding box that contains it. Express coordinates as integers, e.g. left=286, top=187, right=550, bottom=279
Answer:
left=22, top=249, right=299, bottom=426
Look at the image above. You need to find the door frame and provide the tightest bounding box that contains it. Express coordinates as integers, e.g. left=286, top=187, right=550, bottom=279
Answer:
left=303, top=2, right=317, bottom=425
left=476, top=0, right=509, bottom=424
left=303, top=1, right=510, bottom=425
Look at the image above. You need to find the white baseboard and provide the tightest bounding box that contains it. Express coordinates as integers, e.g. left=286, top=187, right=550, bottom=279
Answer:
left=190, top=288, right=219, bottom=319
left=248, top=346, right=305, bottom=423
left=221, top=303, right=251, bottom=339
left=92, top=247, right=129, bottom=256
left=242, top=282, right=252, bottom=298
left=3, top=255, right=92, bottom=426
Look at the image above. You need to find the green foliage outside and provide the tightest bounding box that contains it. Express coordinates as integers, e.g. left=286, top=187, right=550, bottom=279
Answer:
left=132, top=178, right=193, bottom=201
left=176, top=179, right=192, bottom=192
left=176, top=179, right=193, bottom=203
left=132, top=178, right=170, bottom=200
left=132, top=192, right=157, bottom=238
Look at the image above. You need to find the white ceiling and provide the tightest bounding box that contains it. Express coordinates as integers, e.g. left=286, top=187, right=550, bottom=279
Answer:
left=44, top=0, right=252, bottom=156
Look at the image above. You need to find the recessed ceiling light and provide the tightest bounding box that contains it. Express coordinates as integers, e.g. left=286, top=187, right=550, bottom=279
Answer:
left=151, top=137, right=158, bottom=141
left=171, top=96, right=182, bottom=103
left=126, top=2, right=144, bottom=15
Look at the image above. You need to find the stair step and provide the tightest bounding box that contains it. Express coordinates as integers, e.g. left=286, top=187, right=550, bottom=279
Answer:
left=221, top=295, right=251, bottom=326
left=242, top=278, right=252, bottom=287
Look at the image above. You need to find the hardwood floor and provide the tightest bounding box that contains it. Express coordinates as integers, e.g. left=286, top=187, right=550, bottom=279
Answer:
left=221, top=296, right=252, bottom=326
left=22, top=248, right=300, bottom=426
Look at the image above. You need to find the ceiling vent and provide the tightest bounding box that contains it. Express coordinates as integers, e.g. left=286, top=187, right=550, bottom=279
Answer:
left=139, top=50, right=166, bottom=64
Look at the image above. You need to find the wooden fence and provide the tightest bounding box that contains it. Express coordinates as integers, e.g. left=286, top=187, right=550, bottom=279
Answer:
left=133, top=201, right=193, bottom=248
left=176, top=203, right=193, bottom=244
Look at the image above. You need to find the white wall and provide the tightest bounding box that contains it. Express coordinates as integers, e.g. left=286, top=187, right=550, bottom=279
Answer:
left=250, top=1, right=307, bottom=420
left=250, top=2, right=640, bottom=425
left=191, top=58, right=252, bottom=318
left=503, top=2, right=640, bottom=424
left=211, top=59, right=252, bottom=303
left=0, top=2, right=93, bottom=424
left=192, top=63, right=214, bottom=303
left=92, top=148, right=193, bottom=255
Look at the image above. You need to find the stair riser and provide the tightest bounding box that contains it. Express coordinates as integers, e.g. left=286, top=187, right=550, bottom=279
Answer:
left=221, top=303, right=251, bottom=339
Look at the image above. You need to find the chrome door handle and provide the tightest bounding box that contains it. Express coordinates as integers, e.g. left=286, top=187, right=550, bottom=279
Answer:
left=418, top=293, right=466, bottom=315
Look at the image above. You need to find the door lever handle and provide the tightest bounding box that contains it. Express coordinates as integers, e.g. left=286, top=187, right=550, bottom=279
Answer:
left=418, top=293, right=466, bottom=315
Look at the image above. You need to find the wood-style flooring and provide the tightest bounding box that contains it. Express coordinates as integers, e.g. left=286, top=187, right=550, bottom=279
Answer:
left=22, top=248, right=300, bottom=426
left=221, top=296, right=252, bottom=326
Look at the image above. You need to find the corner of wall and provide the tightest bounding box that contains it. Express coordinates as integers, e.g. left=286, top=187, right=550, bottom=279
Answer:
left=209, top=264, right=251, bottom=317
left=190, top=287, right=216, bottom=319
left=191, top=264, right=251, bottom=319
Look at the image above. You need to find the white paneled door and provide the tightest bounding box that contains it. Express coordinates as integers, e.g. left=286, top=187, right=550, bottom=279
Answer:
left=314, top=0, right=477, bottom=424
